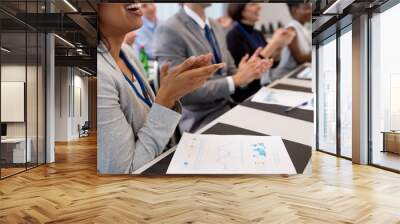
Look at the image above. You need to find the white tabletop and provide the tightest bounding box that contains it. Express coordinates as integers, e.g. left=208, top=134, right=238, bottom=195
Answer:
left=134, top=65, right=313, bottom=174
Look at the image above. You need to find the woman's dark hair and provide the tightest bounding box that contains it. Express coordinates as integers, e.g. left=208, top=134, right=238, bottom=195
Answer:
left=227, top=3, right=247, bottom=21
left=287, top=3, right=300, bottom=15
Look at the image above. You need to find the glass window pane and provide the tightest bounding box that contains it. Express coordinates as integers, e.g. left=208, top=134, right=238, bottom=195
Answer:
left=38, top=32, right=45, bottom=165
left=371, top=3, right=400, bottom=171
left=1, top=31, right=28, bottom=177
left=0, top=0, right=46, bottom=179
left=318, top=37, right=337, bottom=154
left=27, top=31, right=38, bottom=169
left=340, top=29, right=352, bottom=158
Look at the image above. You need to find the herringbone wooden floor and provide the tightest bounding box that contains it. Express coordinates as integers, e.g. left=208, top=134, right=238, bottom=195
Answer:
left=1, top=134, right=400, bottom=224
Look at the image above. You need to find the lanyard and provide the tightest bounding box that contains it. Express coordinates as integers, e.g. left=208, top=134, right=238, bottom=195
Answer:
left=235, top=22, right=265, bottom=51
left=120, top=51, right=152, bottom=108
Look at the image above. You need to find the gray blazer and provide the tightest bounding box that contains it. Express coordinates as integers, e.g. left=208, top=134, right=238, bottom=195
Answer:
left=153, top=9, right=238, bottom=133
left=97, top=42, right=181, bottom=174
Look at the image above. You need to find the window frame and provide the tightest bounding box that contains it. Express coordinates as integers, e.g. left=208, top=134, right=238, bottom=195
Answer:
left=367, top=0, right=400, bottom=173
left=0, top=0, right=48, bottom=180
left=315, top=22, right=352, bottom=160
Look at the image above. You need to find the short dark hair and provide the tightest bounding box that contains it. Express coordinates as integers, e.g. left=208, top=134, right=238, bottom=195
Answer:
left=227, top=3, right=247, bottom=21
left=287, top=3, right=300, bottom=14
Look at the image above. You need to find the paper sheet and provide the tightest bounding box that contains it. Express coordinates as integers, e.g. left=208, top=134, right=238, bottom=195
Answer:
left=251, top=87, right=314, bottom=110
left=167, top=133, right=297, bottom=174
left=296, top=67, right=312, bottom=79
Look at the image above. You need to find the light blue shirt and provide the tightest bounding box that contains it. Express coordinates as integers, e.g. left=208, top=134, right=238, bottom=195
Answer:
left=134, top=16, right=157, bottom=60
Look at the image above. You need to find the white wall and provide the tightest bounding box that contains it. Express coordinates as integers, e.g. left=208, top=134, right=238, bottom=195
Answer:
left=256, top=3, right=292, bottom=30
left=54, top=67, right=89, bottom=141
left=156, top=3, right=224, bottom=22
left=155, top=3, right=180, bottom=20
left=71, top=73, right=89, bottom=138
left=1, top=65, right=26, bottom=82
left=55, top=66, right=69, bottom=141
left=1, top=82, right=25, bottom=122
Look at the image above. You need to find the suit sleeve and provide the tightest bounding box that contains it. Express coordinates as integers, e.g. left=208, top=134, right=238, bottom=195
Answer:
left=153, top=23, right=232, bottom=106
left=97, top=66, right=181, bottom=174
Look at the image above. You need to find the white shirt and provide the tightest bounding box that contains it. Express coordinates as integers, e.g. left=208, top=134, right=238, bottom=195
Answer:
left=183, top=6, right=235, bottom=93
left=279, top=20, right=312, bottom=71
left=183, top=5, right=210, bottom=29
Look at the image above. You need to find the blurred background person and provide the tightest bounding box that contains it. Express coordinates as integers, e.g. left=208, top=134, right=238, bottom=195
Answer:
left=226, top=3, right=295, bottom=102
left=134, top=3, right=158, bottom=60
left=217, top=15, right=233, bottom=33
left=124, top=30, right=137, bottom=46
left=153, top=3, right=272, bottom=133
left=278, top=3, right=312, bottom=72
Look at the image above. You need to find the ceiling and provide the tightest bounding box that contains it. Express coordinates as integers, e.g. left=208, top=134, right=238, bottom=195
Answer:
left=311, top=0, right=391, bottom=44
left=0, top=0, right=98, bottom=74
left=7, top=0, right=393, bottom=73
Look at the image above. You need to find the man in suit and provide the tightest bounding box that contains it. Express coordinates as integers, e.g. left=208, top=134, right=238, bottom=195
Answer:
left=153, top=3, right=272, bottom=133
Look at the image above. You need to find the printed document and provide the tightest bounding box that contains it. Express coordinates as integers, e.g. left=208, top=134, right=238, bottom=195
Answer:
left=251, top=87, right=314, bottom=110
left=167, top=133, right=296, bottom=174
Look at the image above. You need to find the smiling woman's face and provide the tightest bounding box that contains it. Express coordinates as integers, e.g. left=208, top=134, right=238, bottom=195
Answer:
left=98, top=3, right=143, bottom=37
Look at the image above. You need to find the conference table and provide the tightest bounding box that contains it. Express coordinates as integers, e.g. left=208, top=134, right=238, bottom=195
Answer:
left=134, top=64, right=314, bottom=175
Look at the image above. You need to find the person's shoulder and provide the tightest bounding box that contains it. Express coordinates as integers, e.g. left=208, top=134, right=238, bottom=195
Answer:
left=286, top=19, right=301, bottom=29
left=157, top=12, right=184, bottom=31
left=226, top=24, right=243, bottom=40
left=97, top=53, right=118, bottom=89
left=226, top=23, right=239, bottom=34
left=97, top=51, right=111, bottom=76
left=97, top=44, right=122, bottom=86
left=154, top=13, right=187, bottom=44
left=209, top=18, right=224, bottom=32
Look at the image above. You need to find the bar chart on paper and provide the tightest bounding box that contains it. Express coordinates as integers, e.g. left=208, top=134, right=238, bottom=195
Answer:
left=251, top=88, right=314, bottom=111
left=167, top=133, right=297, bottom=174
